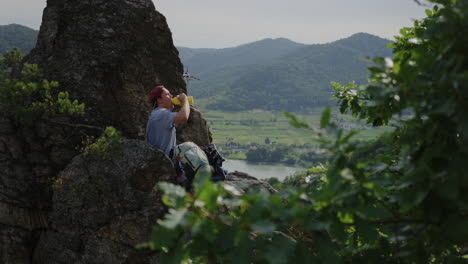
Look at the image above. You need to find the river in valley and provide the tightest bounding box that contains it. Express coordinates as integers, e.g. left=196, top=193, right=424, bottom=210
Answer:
left=223, top=159, right=306, bottom=180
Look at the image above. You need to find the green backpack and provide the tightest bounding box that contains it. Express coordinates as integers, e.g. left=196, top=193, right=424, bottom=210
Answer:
left=174, top=142, right=212, bottom=188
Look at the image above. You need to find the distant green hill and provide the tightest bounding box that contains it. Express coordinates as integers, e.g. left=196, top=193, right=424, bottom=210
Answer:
left=0, top=25, right=391, bottom=112
left=0, top=24, right=38, bottom=54
left=180, top=33, right=393, bottom=111
left=178, top=38, right=306, bottom=78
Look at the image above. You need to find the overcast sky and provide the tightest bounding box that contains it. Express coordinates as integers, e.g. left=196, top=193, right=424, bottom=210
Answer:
left=1, top=0, right=429, bottom=48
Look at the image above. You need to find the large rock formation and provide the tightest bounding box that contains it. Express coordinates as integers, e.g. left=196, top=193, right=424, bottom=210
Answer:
left=26, top=0, right=186, bottom=138
left=0, top=0, right=194, bottom=263
left=176, top=107, right=212, bottom=147
left=0, top=0, right=273, bottom=263
left=29, top=141, right=274, bottom=264
left=0, top=115, right=77, bottom=264
left=32, top=139, right=174, bottom=264
left=226, top=171, right=277, bottom=194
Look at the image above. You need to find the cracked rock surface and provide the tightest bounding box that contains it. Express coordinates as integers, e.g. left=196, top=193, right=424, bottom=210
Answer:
left=32, top=139, right=174, bottom=264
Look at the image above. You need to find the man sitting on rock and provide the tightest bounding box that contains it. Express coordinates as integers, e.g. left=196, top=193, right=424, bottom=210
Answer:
left=146, top=85, right=190, bottom=157
left=146, top=85, right=226, bottom=189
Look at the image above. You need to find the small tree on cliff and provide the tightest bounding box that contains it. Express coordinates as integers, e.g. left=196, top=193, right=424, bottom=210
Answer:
left=0, top=49, right=124, bottom=161
left=145, top=1, right=468, bottom=263
left=0, top=48, right=85, bottom=124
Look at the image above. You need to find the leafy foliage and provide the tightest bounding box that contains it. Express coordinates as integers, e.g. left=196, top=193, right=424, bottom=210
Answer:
left=0, top=48, right=85, bottom=124
left=146, top=1, right=468, bottom=263
left=265, top=165, right=327, bottom=191
left=81, top=126, right=123, bottom=159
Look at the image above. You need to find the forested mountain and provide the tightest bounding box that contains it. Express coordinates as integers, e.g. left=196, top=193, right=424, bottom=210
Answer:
left=181, top=33, right=393, bottom=111
left=0, top=24, right=38, bottom=54
left=178, top=38, right=306, bottom=77
left=0, top=24, right=392, bottom=112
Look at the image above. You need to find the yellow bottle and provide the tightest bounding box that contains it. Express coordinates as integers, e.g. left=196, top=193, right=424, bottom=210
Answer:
left=172, top=96, right=194, bottom=105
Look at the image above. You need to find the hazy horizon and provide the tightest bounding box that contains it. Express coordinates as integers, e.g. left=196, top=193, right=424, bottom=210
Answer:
left=0, top=0, right=430, bottom=48
left=0, top=22, right=393, bottom=50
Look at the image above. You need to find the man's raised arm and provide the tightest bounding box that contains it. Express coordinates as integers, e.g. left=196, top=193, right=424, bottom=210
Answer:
left=173, top=93, right=190, bottom=124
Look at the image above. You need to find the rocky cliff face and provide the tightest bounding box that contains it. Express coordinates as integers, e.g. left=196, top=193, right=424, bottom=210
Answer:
left=1, top=0, right=187, bottom=262
left=33, top=139, right=175, bottom=264
left=176, top=107, right=212, bottom=147
left=0, top=114, right=77, bottom=263
left=26, top=0, right=186, bottom=138
left=0, top=0, right=273, bottom=263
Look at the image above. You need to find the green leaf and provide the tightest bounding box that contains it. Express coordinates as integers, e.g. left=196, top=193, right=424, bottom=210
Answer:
left=193, top=168, right=212, bottom=192
left=340, top=130, right=357, bottom=144
left=355, top=219, right=380, bottom=242
left=392, top=60, right=401, bottom=74
left=337, top=211, right=354, bottom=224
left=159, top=246, right=186, bottom=264
left=320, top=107, right=331, bottom=129
left=304, top=220, right=330, bottom=231
left=251, top=220, right=276, bottom=235
left=283, top=111, right=309, bottom=128
left=195, top=180, right=219, bottom=210
left=425, top=9, right=432, bottom=17
left=225, top=231, right=254, bottom=263
left=315, top=237, right=342, bottom=264
left=157, top=182, right=186, bottom=207
left=265, top=235, right=296, bottom=264
left=191, top=218, right=218, bottom=242
left=355, top=205, right=392, bottom=220
left=158, top=208, right=188, bottom=229
left=328, top=221, right=348, bottom=242
left=150, top=225, right=181, bottom=249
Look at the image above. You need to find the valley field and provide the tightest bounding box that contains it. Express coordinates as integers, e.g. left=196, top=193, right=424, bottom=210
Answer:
left=199, top=107, right=392, bottom=147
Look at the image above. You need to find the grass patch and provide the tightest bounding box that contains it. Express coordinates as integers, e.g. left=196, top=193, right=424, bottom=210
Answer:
left=226, top=152, right=247, bottom=160
left=197, top=107, right=391, bottom=146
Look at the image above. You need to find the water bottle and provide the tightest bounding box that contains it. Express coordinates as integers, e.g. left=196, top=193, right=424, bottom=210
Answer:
left=171, top=96, right=194, bottom=105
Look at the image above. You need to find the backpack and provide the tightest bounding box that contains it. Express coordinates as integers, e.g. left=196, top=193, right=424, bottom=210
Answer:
left=204, top=144, right=227, bottom=181
left=173, top=142, right=213, bottom=191
left=173, top=142, right=226, bottom=191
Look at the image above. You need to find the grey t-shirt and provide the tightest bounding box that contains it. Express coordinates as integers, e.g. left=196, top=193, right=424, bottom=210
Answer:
left=146, top=108, right=177, bottom=156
